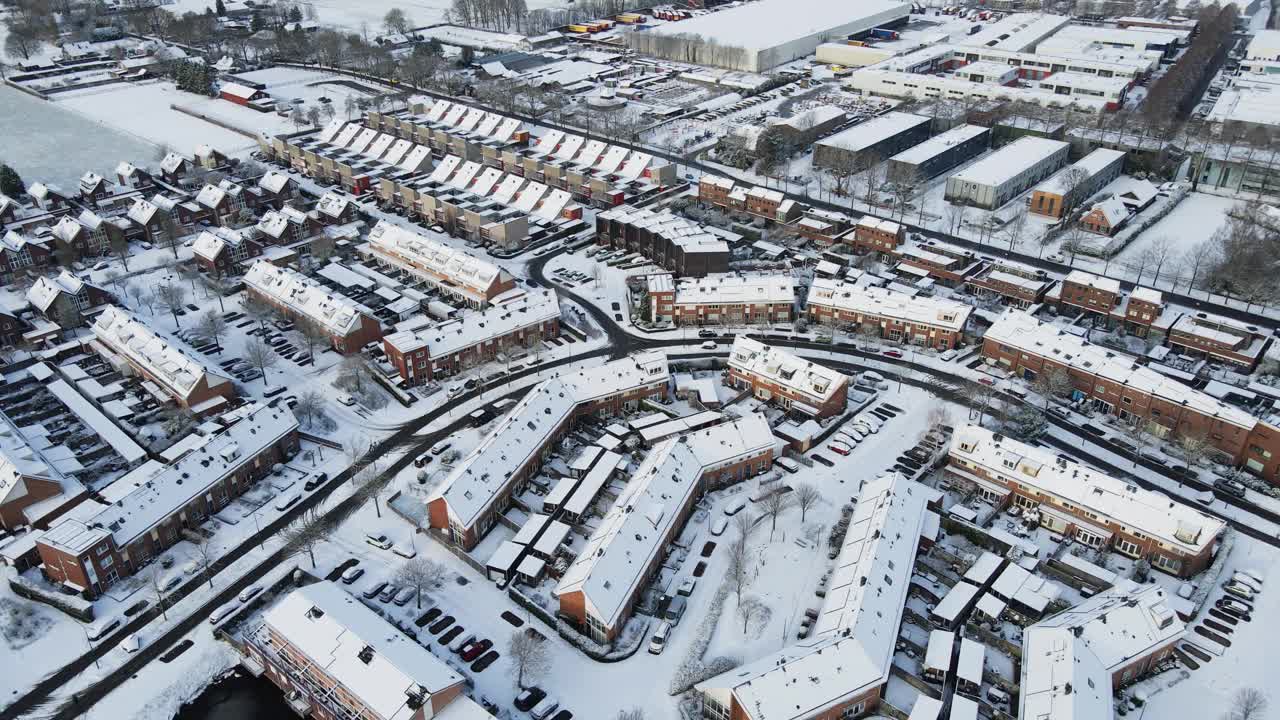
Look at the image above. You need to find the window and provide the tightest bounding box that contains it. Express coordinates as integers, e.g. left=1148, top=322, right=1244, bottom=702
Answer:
left=1116, top=538, right=1140, bottom=557
left=839, top=702, right=866, bottom=719
left=703, top=696, right=730, bottom=720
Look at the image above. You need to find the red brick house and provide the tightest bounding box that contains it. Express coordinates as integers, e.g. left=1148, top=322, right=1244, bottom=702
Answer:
left=727, top=336, right=848, bottom=418
left=0, top=308, right=25, bottom=348
left=159, top=152, right=190, bottom=183
left=1080, top=196, right=1131, bottom=236
left=36, top=402, right=297, bottom=598
left=0, top=230, right=51, bottom=284
left=26, top=270, right=112, bottom=328
left=27, top=183, right=69, bottom=213
left=255, top=207, right=318, bottom=246
left=256, top=171, right=295, bottom=209
left=193, top=228, right=264, bottom=277
left=1057, top=270, right=1121, bottom=321
left=806, top=277, right=972, bottom=351
left=853, top=216, right=904, bottom=254
left=661, top=272, right=795, bottom=327
left=78, top=172, right=112, bottom=204
left=115, top=161, right=153, bottom=190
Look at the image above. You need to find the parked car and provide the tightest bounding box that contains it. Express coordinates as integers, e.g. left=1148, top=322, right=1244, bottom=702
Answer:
left=304, top=473, right=328, bottom=491
left=238, top=585, right=263, bottom=603
left=392, top=543, right=417, bottom=559
left=530, top=697, right=560, bottom=720
left=515, top=687, right=546, bottom=711
left=86, top=618, right=121, bottom=641
left=698, top=329, right=717, bottom=338
left=882, top=349, right=903, bottom=358
left=648, top=621, right=672, bottom=654
left=336, top=393, right=357, bottom=406
left=1223, top=581, right=1255, bottom=600
left=664, top=595, right=687, bottom=626
left=700, top=340, right=717, bottom=350
left=363, top=581, right=388, bottom=600
left=414, top=453, right=434, bottom=468
left=677, top=577, right=697, bottom=596
left=711, top=518, right=728, bottom=536
left=1238, top=568, right=1265, bottom=586
left=209, top=602, right=240, bottom=625
left=1214, top=478, right=1248, bottom=498
left=365, top=533, right=392, bottom=550
left=461, top=638, right=492, bottom=662
left=450, top=633, right=476, bottom=653
left=378, top=584, right=399, bottom=603
left=393, top=587, right=417, bottom=606
left=827, top=441, right=852, bottom=456
left=340, top=566, right=364, bottom=584
left=1232, top=573, right=1262, bottom=595
left=724, top=499, right=746, bottom=516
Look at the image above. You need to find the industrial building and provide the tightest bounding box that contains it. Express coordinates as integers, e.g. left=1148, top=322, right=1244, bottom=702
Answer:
left=1029, top=148, right=1126, bottom=219
left=944, top=137, right=1070, bottom=209
left=812, top=112, right=932, bottom=171
left=887, top=124, right=991, bottom=180
left=628, top=0, right=911, bottom=72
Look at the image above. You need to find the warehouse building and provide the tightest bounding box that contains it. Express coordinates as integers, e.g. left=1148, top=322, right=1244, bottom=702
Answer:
left=887, top=124, right=991, bottom=181
left=813, top=112, right=932, bottom=171
left=1029, top=148, right=1126, bottom=219
left=628, top=0, right=911, bottom=72
left=944, top=137, right=1070, bottom=209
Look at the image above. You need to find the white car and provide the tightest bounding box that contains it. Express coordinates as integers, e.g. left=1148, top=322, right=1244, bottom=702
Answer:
left=119, top=633, right=142, bottom=653
left=711, top=518, right=728, bottom=536
left=365, top=533, right=393, bottom=550
left=700, top=340, right=717, bottom=350
left=1223, top=581, right=1255, bottom=601
left=392, top=543, right=417, bottom=559
left=648, top=621, right=671, bottom=655
left=1232, top=573, right=1262, bottom=595
left=336, top=393, right=357, bottom=407
left=1237, top=568, right=1265, bottom=586
left=159, top=574, right=183, bottom=593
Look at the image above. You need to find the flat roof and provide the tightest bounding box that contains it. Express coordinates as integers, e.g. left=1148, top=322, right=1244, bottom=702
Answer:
left=644, top=0, right=910, bottom=52
left=674, top=272, right=794, bottom=307
left=948, top=136, right=1069, bottom=188
left=890, top=124, right=989, bottom=166
left=817, top=112, right=930, bottom=154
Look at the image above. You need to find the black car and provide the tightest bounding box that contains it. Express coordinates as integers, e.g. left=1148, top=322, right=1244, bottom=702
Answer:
left=1214, top=478, right=1248, bottom=498
left=698, top=329, right=717, bottom=338
left=428, top=615, right=454, bottom=634
left=611, top=302, right=620, bottom=310
left=514, top=687, right=546, bottom=712
left=549, top=711, right=573, bottom=720
left=304, top=473, right=328, bottom=491
left=472, top=650, right=499, bottom=672
left=415, top=608, right=442, bottom=627
left=438, top=625, right=464, bottom=645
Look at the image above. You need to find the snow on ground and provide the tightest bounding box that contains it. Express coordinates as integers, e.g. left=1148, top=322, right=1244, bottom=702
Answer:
left=1106, top=191, right=1235, bottom=269
left=163, top=0, right=573, bottom=34
left=82, top=625, right=237, bottom=720
left=234, top=66, right=383, bottom=111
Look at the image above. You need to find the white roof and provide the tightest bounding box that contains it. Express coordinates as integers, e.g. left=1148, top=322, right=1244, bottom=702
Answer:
left=984, top=310, right=1256, bottom=429
left=261, top=581, right=463, bottom=720
left=957, top=638, right=985, bottom=685
left=1090, top=197, right=1130, bottom=227
left=597, top=206, right=733, bottom=256
left=698, top=473, right=933, bottom=720
left=44, top=403, right=295, bottom=549
left=486, top=540, right=523, bottom=572
left=47, top=378, right=146, bottom=466
left=817, top=112, right=930, bottom=154
left=383, top=290, right=558, bottom=358
left=933, top=581, right=980, bottom=623
left=316, top=192, right=352, bottom=220
left=192, top=227, right=250, bottom=262
left=219, top=81, right=259, bottom=99
left=924, top=629, right=955, bottom=671
left=1021, top=622, right=1114, bottom=720
left=890, top=124, right=989, bottom=167
left=1033, top=148, right=1125, bottom=196
left=555, top=415, right=776, bottom=629
left=27, top=271, right=88, bottom=314
left=1031, top=583, right=1183, bottom=670
left=365, top=221, right=508, bottom=301
left=432, top=352, right=670, bottom=530
left=673, top=272, right=794, bottom=307
left=644, top=0, right=910, bottom=52
left=562, top=450, right=622, bottom=517
left=729, top=336, right=847, bottom=406
left=949, top=136, right=1069, bottom=188
left=963, top=551, right=1003, bottom=585
left=951, top=424, right=1226, bottom=554
left=1063, top=269, right=1121, bottom=295
left=244, top=261, right=374, bottom=336
left=907, top=696, right=943, bottom=720
left=806, top=276, right=971, bottom=331
left=92, top=306, right=229, bottom=400
left=160, top=152, right=187, bottom=174
left=258, top=170, right=290, bottom=194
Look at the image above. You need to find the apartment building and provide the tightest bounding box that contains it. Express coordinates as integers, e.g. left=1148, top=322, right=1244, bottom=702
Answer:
left=36, top=403, right=298, bottom=597
left=645, top=271, right=795, bottom=326
left=91, top=306, right=237, bottom=414
left=26, top=270, right=112, bottom=328
left=1029, top=148, right=1126, bottom=219
left=360, top=221, right=516, bottom=308
left=243, top=581, right=493, bottom=720
left=193, top=227, right=264, bottom=278
left=852, top=216, right=905, bottom=254
left=982, top=310, right=1280, bottom=480
left=556, top=417, right=776, bottom=642
left=944, top=137, right=1071, bottom=209
left=1167, top=312, right=1268, bottom=371
left=948, top=425, right=1224, bottom=577
left=698, top=473, right=936, bottom=720
left=964, top=260, right=1053, bottom=308
left=596, top=205, right=732, bottom=277
left=244, top=261, right=383, bottom=354
left=806, top=277, right=972, bottom=350
left=813, top=112, right=932, bottom=171
left=382, top=290, right=560, bottom=385
left=696, top=175, right=801, bottom=223
left=895, top=243, right=982, bottom=286
left=427, top=352, right=670, bottom=550
left=726, top=336, right=849, bottom=418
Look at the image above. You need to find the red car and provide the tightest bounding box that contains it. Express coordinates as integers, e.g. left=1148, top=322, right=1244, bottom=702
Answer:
left=461, top=638, right=493, bottom=662
left=882, top=349, right=903, bottom=358
left=827, top=441, right=852, bottom=456
left=978, top=377, right=995, bottom=386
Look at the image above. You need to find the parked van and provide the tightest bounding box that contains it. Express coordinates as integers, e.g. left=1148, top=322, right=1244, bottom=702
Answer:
left=86, top=618, right=121, bottom=642
left=711, top=518, right=728, bottom=536
left=664, top=595, right=688, bottom=626
left=724, top=499, right=746, bottom=516
left=987, top=687, right=1010, bottom=705
left=648, top=621, right=672, bottom=654
left=209, top=602, right=241, bottom=625
left=774, top=457, right=799, bottom=474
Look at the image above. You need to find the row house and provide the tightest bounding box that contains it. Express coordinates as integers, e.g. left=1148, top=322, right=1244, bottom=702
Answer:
left=92, top=305, right=238, bottom=414
left=360, top=220, right=516, bottom=308
left=794, top=208, right=854, bottom=245
left=193, top=227, right=264, bottom=277
left=26, top=270, right=112, bottom=328
left=852, top=216, right=905, bottom=254
left=1054, top=271, right=1168, bottom=337
left=965, top=261, right=1054, bottom=308
left=948, top=425, right=1224, bottom=577
left=698, top=473, right=936, bottom=720
left=115, top=162, right=154, bottom=190
left=267, top=121, right=435, bottom=196
left=78, top=172, right=114, bottom=204
left=556, top=416, right=777, bottom=642
left=895, top=242, right=981, bottom=286
left=727, top=336, right=849, bottom=418
left=255, top=170, right=295, bottom=210
left=243, top=582, right=493, bottom=720
left=696, top=175, right=801, bottom=224
left=193, top=144, right=228, bottom=170
left=982, top=310, right=1280, bottom=480
left=315, top=192, right=358, bottom=225
left=0, top=308, right=25, bottom=348
left=806, top=277, right=973, bottom=350
left=126, top=195, right=205, bottom=245
left=243, top=261, right=383, bottom=354
left=159, top=152, right=190, bottom=183
left=194, top=182, right=243, bottom=226
left=427, top=352, right=670, bottom=550
left=28, top=183, right=70, bottom=213
left=647, top=271, right=795, bottom=326
left=0, top=194, right=19, bottom=227
left=596, top=205, right=732, bottom=278
left=697, top=175, right=736, bottom=208
left=0, top=409, right=87, bottom=532
left=1167, top=311, right=1269, bottom=371
left=1022, top=583, right=1184, bottom=720
left=50, top=210, right=115, bottom=259
left=0, top=230, right=52, bottom=284
left=382, top=290, right=561, bottom=386
left=35, top=403, right=298, bottom=598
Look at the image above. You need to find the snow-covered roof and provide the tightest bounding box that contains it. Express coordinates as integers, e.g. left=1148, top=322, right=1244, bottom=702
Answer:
left=315, top=192, right=352, bottom=220
left=1031, top=583, right=1182, bottom=670
left=889, top=124, right=989, bottom=167
left=597, top=206, right=732, bottom=256
left=92, top=306, right=229, bottom=401
left=562, top=450, right=623, bottom=518
left=1063, top=269, right=1121, bottom=295
left=258, top=170, right=290, bottom=194
left=1089, top=196, right=1130, bottom=227
left=555, top=415, right=776, bottom=629
left=907, top=696, right=943, bottom=720
left=432, top=352, right=670, bottom=531
left=933, top=581, right=980, bottom=623
left=950, top=425, right=1226, bottom=554
left=673, top=272, right=794, bottom=307
left=219, top=82, right=260, bottom=100
left=260, top=581, right=464, bottom=720
left=948, top=136, right=1069, bottom=188
left=806, top=276, right=971, bottom=331
left=962, top=551, right=1003, bottom=585
left=729, top=336, right=847, bottom=407
left=0, top=379, right=85, bottom=510
left=644, top=0, right=910, bottom=53
left=26, top=271, right=88, bottom=314
left=924, top=629, right=954, bottom=671
left=1021, top=622, right=1120, bottom=720
left=984, top=310, right=1256, bottom=429
left=244, top=261, right=374, bottom=336
left=160, top=152, right=187, bottom=174
left=816, top=112, right=930, bottom=155
left=699, top=473, right=933, bottom=720
left=1033, top=148, right=1125, bottom=196
left=192, top=227, right=250, bottom=262
left=44, top=402, right=295, bottom=549
left=126, top=197, right=161, bottom=226
left=383, top=290, right=558, bottom=358
left=365, top=221, right=510, bottom=302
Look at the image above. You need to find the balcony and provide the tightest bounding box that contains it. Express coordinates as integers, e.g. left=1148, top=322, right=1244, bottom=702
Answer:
left=239, top=652, right=265, bottom=677
left=285, top=690, right=312, bottom=716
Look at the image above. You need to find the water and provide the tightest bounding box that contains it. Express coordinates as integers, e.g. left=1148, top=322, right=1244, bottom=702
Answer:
left=173, top=670, right=294, bottom=720
left=0, top=83, right=159, bottom=190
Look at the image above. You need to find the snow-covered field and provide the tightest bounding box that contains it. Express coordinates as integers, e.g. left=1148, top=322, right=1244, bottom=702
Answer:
left=163, top=0, right=573, bottom=33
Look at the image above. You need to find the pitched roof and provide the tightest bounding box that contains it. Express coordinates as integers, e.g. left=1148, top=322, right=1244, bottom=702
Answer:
left=244, top=260, right=376, bottom=336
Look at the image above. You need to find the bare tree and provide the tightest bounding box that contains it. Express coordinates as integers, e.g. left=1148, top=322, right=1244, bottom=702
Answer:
left=726, top=528, right=753, bottom=607
left=1032, top=367, right=1073, bottom=408
left=201, top=274, right=229, bottom=313
left=963, top=381, right=999, bottom=424
left=737, top=595, right=767, bottom=635
left=760, top=490, right=793, bottom=540
left=394, top=557, right=446, bottom=609
left=241, top=293, right=277, bottom=334
left=945, top=203, right=966, bottom=235
left=195, top=310, right=228, bottom=353
left=338, top=354, right=377, bottom=396
left=111, top=234, right=132, bottom=271
left=293, top=389, right=326, bottom=428
left=149, top=568, right=172, bottom=621
left=244, top=338, right=279, bottom=386
left=136, top=288, right=155, bottom=315
left=155, top=282, right=188, bottom=328
left=1145, top=235, right=1175, bottom=287
left=616, top=709, right=647, bottom=720
left=793, top=483, right=822, bottom=523
left=507, top=630, right=550, bottom=688
left=192, top=535, right=217, bottom=589
left=1177, top=428, right=1212, bottom=468
left=281, top=506, right=332, bottom=568
left=1230, top=688, right=1268, bottom=720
